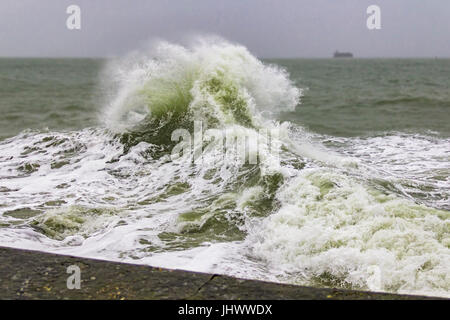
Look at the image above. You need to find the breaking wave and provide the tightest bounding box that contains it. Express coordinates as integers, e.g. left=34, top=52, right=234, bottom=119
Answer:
left=0, top=38, right=448, bottom=298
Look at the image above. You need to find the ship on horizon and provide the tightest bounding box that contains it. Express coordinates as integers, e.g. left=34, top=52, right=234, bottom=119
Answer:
left=333, top=51, right=353, bottom=58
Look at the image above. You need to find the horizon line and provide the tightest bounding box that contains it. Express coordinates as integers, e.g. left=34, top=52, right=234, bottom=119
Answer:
left=0, top=55, right=449, bottom=60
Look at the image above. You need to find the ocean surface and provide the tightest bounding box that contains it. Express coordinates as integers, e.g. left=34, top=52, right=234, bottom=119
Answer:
left=0, top=40, right=449, bottom=297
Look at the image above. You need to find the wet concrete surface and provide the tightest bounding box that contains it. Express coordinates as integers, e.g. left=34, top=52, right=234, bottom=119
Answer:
left=0, top=246, right=440, bottom=300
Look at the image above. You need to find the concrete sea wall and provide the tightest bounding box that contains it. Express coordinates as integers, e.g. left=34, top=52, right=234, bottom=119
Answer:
left=0, top=246, right=437, bottom=300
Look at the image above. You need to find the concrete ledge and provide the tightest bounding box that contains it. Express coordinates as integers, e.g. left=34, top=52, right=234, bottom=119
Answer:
left=0, top=246, right=438, bottom=300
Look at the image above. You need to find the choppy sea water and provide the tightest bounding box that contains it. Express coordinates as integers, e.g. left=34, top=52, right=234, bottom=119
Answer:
left=0, top=39, right=449, bottom=297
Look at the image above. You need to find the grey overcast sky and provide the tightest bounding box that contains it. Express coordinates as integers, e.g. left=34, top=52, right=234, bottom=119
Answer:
left=0, top=0, right=449, bottom=58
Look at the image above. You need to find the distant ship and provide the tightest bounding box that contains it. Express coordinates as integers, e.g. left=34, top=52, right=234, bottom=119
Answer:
left=333, top=51, right=353, bottom=58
